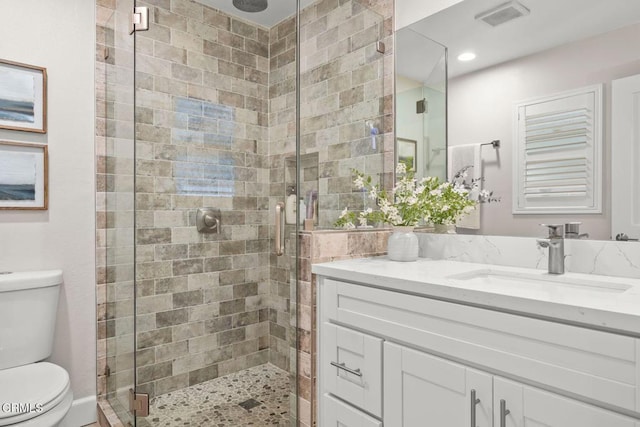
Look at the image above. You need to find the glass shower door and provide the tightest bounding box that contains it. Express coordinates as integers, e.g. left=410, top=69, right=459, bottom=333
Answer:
left=131, top=0, right=298, bottom=425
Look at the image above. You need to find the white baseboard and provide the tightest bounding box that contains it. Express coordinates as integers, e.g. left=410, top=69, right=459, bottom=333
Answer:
left=59, top=395, right=97, bottom=427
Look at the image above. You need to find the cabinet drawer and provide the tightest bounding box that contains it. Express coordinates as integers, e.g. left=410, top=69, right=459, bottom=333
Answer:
left=322, top=323, right=383, bottom=417
left=322, top=394, right=382, bottom=427
left=321, top=278, right=640, bottom=413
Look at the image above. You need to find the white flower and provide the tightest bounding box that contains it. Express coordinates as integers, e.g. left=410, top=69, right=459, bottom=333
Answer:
left=453, top=184, right=468, bottom=196
left=396, top=162, right=407, bottom=175
left=339, top=207, right=349, bottom=218
left=354, top=176, right=365, bottom=189
left=439, top=182, right=452, bottom=189
left=441, top=204, right=450, bottom=212
left=358, top=215, right=368, bottom=227
left=343, top=222, right=356, bottom=230
left=430, top=189, right=442, bottom=196
left=368, top=188, right=378, bottom=200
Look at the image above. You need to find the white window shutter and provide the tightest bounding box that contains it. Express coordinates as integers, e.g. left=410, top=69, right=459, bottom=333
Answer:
left=512, top=84, right=603, bottom=214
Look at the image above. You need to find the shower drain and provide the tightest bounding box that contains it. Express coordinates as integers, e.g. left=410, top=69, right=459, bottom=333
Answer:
left=238, top=398, right=262, bottom=411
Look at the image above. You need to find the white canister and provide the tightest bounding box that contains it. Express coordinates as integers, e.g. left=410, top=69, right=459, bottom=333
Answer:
left=387, top=226, right=419, bottom=262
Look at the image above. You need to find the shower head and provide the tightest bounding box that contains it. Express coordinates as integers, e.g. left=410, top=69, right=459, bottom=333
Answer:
left=232, top=0, right=268, bottom=13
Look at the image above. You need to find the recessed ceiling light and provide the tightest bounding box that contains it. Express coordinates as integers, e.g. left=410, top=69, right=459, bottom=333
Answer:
left=457, top=52, right=477, bottom=62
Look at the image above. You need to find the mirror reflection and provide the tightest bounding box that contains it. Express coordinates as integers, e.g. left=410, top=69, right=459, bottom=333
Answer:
left=396, top=0, right=640, bottom=240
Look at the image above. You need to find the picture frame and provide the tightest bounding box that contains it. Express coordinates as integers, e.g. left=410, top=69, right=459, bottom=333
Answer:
left=0, top=59, right=47, bottom=133
left=0, top=141, right=48, bottom=210
left=397, top=138, right=417, bottom=171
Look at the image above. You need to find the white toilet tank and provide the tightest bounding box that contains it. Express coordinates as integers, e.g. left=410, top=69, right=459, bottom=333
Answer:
left=0, top=270, right=63, bottom=370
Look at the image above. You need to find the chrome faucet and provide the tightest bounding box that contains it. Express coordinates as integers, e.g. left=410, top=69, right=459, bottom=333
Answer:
left=537, top=224, right=565, bottom=275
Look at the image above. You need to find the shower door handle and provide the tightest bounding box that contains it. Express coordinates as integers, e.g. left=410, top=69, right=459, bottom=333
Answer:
left=275, top=202, right=285, bottom=256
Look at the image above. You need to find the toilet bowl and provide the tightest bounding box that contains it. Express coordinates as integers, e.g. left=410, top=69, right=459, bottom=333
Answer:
left=0, top=271, right=73, bottom=427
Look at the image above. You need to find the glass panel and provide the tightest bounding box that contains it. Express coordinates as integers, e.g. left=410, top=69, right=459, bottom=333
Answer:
left=299, top=0, right=387, bottom=228
left=395, top=28, right=447, bottom=180
left=296, top=2, right=387, bottom=426
left=98, top=0, right=136, bottom=425
left=132, top=1, right=298, bottom=425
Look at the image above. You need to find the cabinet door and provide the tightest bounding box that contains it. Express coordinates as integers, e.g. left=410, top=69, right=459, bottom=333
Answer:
left=384, top=342, right=492, bottom=427
left=322, top=394, right=382, bottom=427
left=494, top=377, right=638, bottom=427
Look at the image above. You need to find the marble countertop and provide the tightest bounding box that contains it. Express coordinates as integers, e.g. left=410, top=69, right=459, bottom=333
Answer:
left=312, top=257, right=640, bottom=337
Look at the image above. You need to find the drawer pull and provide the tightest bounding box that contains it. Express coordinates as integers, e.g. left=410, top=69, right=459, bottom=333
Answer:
left=330, top=361, right=363, bottom=377
left=470, top=389, right=480, bottom=427
left=500, top=399, right=511, bottom=427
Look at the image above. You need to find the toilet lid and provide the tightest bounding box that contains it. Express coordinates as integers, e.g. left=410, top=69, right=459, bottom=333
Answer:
left=0, top=362, right=70, bottom=425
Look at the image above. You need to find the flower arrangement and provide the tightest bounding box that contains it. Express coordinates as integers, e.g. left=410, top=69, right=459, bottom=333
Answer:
left=335, top=163, right=481, bottom=228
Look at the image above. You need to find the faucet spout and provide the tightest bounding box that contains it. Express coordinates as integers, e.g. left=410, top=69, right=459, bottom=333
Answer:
left=538, top=225, right=565, bottom=275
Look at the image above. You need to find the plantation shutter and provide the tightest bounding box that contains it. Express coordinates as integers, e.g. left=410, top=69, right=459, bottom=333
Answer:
left=513, top=84, right=603, bottom=214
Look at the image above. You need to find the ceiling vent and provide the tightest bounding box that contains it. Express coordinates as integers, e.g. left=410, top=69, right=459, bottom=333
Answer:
left=475, top=1, right=530, bottom=27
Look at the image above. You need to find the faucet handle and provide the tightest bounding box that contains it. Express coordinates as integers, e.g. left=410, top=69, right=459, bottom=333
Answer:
left=540, top=224, right=564, bottom=238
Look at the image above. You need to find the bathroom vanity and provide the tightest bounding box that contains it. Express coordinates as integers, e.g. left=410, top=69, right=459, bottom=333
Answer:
left=314, top=257, right=640, bottom=427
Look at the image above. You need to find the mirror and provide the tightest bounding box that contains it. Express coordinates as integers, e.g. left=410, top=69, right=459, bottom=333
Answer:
left=395, top=30, right=447, bottom=180
left=396, top=0, right=640, bottom=240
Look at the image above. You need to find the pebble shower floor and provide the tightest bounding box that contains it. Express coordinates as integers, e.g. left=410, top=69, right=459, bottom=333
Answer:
left=137, top=364, right=290, bottom=426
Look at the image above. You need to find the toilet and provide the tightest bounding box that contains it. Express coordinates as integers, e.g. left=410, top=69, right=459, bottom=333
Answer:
left=0, top=271, right=73, bottom=427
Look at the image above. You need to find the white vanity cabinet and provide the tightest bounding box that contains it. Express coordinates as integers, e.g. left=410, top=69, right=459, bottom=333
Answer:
left=317, top=277, right=640, bottom=427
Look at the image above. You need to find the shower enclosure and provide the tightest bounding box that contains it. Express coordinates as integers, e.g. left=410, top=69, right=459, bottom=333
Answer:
left=96, top=0, right=388, bottom=425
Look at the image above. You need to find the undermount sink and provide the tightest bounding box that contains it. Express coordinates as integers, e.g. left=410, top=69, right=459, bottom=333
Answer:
left=447, top=269, right=632, bottom=294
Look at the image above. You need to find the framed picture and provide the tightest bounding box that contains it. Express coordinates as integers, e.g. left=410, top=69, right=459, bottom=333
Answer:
left=397, top=138, right=417, bottom=171
left=0, top=59, right=47, bottom=133
left=0, top=141, right=48, bottom=210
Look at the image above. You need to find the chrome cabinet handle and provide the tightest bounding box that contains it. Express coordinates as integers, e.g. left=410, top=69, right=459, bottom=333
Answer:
left=500, top=399, right=511, bottom=427
left=274, top=202, right=284, bottom=256
left=330, top=361, right=362, bottom=377
left=470, top=389, right=481, bottom=427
